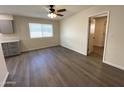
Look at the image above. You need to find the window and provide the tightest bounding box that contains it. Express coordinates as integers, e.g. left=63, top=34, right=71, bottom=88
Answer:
left=29, top=23, right=53, bottom=38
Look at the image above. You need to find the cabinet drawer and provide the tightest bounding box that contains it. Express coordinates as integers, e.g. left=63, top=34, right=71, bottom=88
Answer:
left=8, top=42, right=19, bottom=47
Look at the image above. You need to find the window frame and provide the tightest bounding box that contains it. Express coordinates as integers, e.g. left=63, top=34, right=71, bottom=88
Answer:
left=28, top=23, right=54, bottom=39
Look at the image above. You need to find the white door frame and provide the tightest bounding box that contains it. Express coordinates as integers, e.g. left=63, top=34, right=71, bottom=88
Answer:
left=87, top=11, right=110, bottom=62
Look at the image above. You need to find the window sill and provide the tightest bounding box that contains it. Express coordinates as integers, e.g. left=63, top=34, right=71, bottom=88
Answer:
left=30, top=36, right=54, bottom=39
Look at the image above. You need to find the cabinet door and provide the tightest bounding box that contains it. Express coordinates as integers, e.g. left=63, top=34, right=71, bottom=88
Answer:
left=2, top=41, right=21, bottom=57
left=8, top=42, right=21, bottom=56
left=0, top=20, right=13, bottom=34
left=1, top=43, right=9, bottom=57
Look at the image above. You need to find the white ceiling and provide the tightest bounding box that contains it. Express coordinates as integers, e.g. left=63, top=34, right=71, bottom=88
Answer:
left=0, top=5, right=92, bottom=20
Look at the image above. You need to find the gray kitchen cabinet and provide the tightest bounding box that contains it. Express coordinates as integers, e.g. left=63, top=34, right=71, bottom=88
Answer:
left=0, top=20, right=13, bottom=34
left=2, top=43, right=9, bottom=57
left=1, top=40, right=21, bottom=57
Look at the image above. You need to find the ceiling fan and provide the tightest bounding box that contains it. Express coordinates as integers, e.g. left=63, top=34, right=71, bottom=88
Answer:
left=44, top=5, right=66, bottom=18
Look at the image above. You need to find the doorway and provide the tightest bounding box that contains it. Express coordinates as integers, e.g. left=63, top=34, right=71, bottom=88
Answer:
left=87, top=12, right=109, bottom=61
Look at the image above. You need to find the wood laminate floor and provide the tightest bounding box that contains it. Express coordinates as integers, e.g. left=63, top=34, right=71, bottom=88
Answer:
left=93, top=46, right=104, bottom=56
left=5, top=46, right=124, bottom=87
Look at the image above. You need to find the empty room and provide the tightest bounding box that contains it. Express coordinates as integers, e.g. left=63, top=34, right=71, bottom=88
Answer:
left=0, top=5, right=124, bottom=87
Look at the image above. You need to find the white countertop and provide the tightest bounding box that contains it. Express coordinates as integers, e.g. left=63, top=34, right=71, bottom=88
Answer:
left=0, top=40, right=20, bottom=43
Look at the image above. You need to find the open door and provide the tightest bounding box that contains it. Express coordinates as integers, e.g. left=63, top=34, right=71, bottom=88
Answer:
left=88, top=17, right=95, bottom=55
left=87, top=14, right=108, bottom=61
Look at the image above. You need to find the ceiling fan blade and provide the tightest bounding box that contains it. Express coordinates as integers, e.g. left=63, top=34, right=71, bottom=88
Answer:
left=57, top=9, right=66, bottom=12
left=57, top=14, right=64, bottom=16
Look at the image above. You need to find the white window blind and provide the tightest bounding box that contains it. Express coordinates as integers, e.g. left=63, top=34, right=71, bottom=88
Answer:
left=29, top=23, right=53, bottom=38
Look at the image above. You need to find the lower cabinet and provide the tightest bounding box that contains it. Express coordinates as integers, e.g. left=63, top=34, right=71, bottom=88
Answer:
left=1, top=41, right=21, bottom=57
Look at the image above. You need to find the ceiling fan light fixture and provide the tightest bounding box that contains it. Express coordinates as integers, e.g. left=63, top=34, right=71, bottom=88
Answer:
left=47, top=13, right=57, bottom=18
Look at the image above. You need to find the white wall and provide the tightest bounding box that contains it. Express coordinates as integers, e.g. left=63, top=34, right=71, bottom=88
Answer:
left=0, top=16, right=60, bottom=52
left=0, top=44, right=8, bottom=87
left=60, top=6, right=124, bottom=70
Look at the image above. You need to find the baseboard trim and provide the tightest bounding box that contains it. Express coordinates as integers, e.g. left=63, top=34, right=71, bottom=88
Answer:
left=61, top=44, right=124, bottom=71
left=60, top=45, right=87, bottom=56
left=1, top=72, right=9, bottom=87
left=103, top=61, right=124, bottom=71
left=22, top=45, right=60, bottom=53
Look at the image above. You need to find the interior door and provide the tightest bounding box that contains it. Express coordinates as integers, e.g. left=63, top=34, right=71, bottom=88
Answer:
left=88, top=18, right=95, bottom=54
